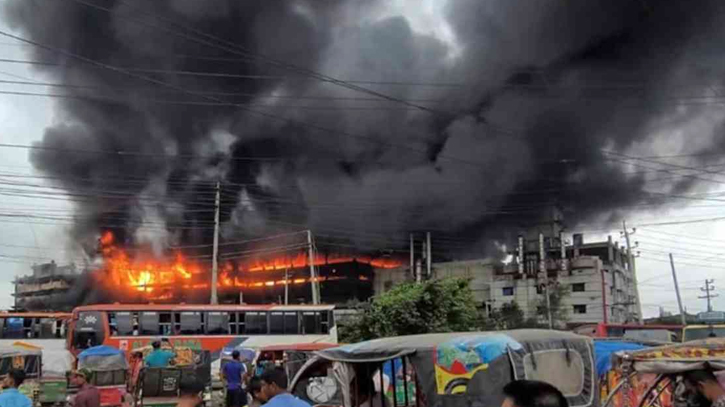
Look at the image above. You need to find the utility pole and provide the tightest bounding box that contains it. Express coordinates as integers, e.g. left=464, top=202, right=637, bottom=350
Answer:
left=539, top=233, right=553, bottom=329
left=284, top=268, right=289, bottom=305
left=210, top=181, right=220, bottom=305
left=307, top=230, right=320, bottom=305
left=699, top=279, right=718, bottom=312
left=426, top=232, right=432, bottom=278
left=669, top=254, right=687, bottom=326
left=409, top=233, right=414, bottom=278
left=623, top=221, right=643, bottom=323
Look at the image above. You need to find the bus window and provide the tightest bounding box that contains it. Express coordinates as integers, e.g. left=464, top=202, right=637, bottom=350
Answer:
left=180, top=312, right=203, bottom=334
left=159, top=313, right=173, bottom=336
left=270, top=312, right=284, bottom=334
left=302, top=312, right=318, bottom=334
left=321, top=312, right=330, bottom=334
left=684, top=327, right=725, bottom=341
left=269, top=312, right=300, bottom=335
left=72, top=311, right=105, bottom=350
left=229, top=313, right=245, bottom=334
left=37, top=318, right=56, bottom=338
left=284, top=312, right=299, bottom=334
left=245, top=312, right=268, bottom=334
left=4, top=318, right=24, bottom=339
left=140, top=312, right=159, bottom=335
left=207, top=312, right=229, bottom=335
left=114, top=312, right=135, bottom=336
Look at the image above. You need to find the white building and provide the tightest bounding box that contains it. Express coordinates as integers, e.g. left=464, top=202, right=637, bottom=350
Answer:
left=374, top=234, right=641, bottom=327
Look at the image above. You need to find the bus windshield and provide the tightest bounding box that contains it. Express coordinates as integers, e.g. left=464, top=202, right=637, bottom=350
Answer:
left=683, top=326, right=725, bottom=341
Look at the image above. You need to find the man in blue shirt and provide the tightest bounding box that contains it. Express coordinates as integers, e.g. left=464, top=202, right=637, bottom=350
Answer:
left=145, top=339, right=176, bottom=368
left=0, top=369, right=32, bottom=407
left=222, top=350, right=248, bottom=407
left=260, top=367, right=311, bottom=407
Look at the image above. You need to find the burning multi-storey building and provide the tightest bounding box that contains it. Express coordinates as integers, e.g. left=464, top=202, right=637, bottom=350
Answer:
left=93, top=231, right=402, bottom=306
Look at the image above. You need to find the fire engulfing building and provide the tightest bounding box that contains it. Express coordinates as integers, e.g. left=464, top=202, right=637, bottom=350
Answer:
left=13, top=261, right=80, bottom=311
left=374, top=232, right=642, bottom=327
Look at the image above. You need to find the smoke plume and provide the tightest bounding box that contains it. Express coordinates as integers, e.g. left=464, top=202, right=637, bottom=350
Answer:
left=4, top=0, right=725, bottom=265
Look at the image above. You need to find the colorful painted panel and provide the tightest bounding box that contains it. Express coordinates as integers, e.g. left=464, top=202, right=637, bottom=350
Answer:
left=601, top=371, right=673, bottom=407
left=433, top=334, right=522, bottom=395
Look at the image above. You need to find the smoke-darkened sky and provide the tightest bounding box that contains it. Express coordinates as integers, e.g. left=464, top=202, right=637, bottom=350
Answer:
left=2, top=0, right=725, bottom=313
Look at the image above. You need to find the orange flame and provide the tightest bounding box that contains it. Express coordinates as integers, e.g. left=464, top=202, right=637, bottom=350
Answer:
left=97, top=231, right=403, bottom=299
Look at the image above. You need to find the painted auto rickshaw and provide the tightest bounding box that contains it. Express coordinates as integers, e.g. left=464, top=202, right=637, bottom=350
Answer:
left=12, top=341, right=73, bottom=406
left=0, top=345, right=42, bottom=403
left=76, top=345, right=129, bottom=407
left=290, top=330, right=598, bottom=407
left=602, top=338, right=725, bottom=407
left=131, top=344, right=211, bottom=407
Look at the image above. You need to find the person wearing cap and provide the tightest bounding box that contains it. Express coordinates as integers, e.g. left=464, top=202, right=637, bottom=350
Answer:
left=145, top=338, right=176, bottom=368
left=71, top=368, right=101, bottom=407
left=0, top=368, right=32, bottom=407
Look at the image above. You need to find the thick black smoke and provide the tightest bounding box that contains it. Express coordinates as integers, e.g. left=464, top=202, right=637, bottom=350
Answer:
left=4, top=0, right=725, bottom=267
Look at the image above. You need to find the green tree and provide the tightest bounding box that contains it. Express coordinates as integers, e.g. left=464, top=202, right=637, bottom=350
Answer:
left=339, top=278, right=481, bottom=342
left=484, top=301, right=543, bottom=330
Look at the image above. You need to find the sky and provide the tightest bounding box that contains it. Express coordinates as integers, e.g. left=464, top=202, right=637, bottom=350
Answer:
left=0, top=1, right=724, bottom=317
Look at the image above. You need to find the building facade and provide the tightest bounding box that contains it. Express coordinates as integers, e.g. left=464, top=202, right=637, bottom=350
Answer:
left=374, top=233, right=642, bottom=327
left=13, top=261, right=79, bottom=311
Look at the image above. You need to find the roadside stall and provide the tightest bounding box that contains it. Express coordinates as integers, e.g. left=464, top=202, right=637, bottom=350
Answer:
left=291, top=330, right=597, bottom=407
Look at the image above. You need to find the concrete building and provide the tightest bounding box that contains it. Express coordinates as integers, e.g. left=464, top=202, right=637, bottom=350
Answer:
left=13, top=261, right=80, bottom=311
left=374, top=233, right=642, bottom=327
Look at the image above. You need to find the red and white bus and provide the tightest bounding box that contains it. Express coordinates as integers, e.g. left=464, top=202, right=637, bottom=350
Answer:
left=67, top=304, right=337, bottom=357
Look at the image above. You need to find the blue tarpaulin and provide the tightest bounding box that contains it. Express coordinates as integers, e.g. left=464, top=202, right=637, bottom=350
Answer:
left=78, top=345, right=124, bottom=360
left=593, top=340, right=647, bottom=376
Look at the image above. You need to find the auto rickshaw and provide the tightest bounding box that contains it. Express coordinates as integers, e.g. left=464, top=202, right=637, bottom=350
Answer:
left=12, top=341, right=73, bottom=407
left=602, top=338, right=725, bottom=407
left=76, top=345, right=129, bottom=407
left=0, top=345, right=42, bottom=404
left=130, top=344, right=211, bottom=407
left=291, top=330, right=598, bottom=407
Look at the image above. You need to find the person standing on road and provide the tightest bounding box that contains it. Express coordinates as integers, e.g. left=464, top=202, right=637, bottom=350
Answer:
left=222, top=350, right=248, bottom=407
left=260, top=367, right=311, bottom=407
left=0, top=369, right=32, bottom=407
left=71, top=368, right=101, bottom=407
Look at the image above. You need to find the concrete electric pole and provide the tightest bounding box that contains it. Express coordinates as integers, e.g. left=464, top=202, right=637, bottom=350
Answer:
left=699, top=279, right=718, bottom=312
left=622, top=221, right=643, bottom=323
left=308, top=230, right=320, bottom=305
left=669, top=254, right=687, bottom=326
left=210, top=181, right=220, bottom=305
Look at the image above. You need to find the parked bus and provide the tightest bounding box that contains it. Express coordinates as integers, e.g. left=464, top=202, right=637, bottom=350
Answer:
left=682, top=324, right=725, bottom=341
left=0, top=312, right=70, bottom=341
left=66, top=304, right=337, bottom=357
left=574, top=323, right=683, bottom=342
